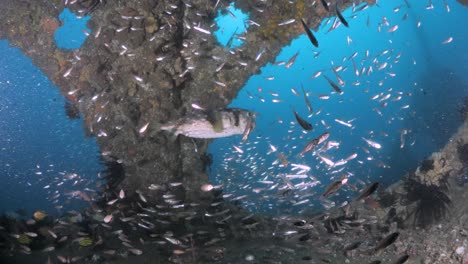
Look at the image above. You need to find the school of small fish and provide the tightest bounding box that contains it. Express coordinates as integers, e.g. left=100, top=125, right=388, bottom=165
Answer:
left=0, top=0, right=461, bottom=263
left=211, top=0, right=443, bottom=216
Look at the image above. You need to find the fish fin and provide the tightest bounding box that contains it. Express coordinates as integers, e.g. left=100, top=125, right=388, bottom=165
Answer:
left=148, top=122, right=179, bottom=139
left=242, top=116, right=256, bottom=142
left=206, top=110, right=224, bottom=132
left=153, top=123, right=179, bottom=143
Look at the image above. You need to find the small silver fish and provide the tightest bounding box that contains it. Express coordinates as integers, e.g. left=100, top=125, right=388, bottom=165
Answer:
left=362, top=137, right=382, bottom=149
left=301, top=84, right=313, bottom=114
left=285, top=51, right=300, bottom=68
left=159, top=108, right=255, bottom=139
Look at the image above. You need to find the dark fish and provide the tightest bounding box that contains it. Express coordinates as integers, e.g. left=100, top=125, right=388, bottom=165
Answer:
left=386, top=207, right=397, bottom=224
left=321, top=180, right=343, bottom=198
left=321, top=0, right=330, bottom=12
left=294, top=111, right=313, bottom=131
left=323, top=75, right=343, bottom=94
left=403, top=0, right=411, bottom=8
left=393, top=254, right=410, bottom=264
left=373, top=232, right=399, bottom=253
left=301, top=84, right=313, bottom=114
left=336, top=4, right=349, bottom=27
left=294, top=220, right=306, bottom=226
left=344, top=241, right=362, bottom=251
left=355, top=3, right=369, bottom=12
left=300, top=18, right=319, bottom=48
left=355, top=182, right=379, bottom=201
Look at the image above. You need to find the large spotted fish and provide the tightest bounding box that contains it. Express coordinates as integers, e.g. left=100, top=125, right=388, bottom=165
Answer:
left=158, top=108, right=255, bottom=139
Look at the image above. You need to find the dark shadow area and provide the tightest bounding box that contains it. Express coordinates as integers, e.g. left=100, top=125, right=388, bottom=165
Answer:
left=406, top=67, right=468, bottom=151
left=376, top=67, right=468, bottom=189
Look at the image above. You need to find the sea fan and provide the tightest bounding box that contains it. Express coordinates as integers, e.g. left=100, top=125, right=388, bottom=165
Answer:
left=404, top=177, right=451, bottom=228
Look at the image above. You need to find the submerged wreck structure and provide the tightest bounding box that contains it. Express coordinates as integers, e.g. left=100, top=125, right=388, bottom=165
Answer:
left=1, top=0, right=468, bottom=263
left=0, top=0, right=372, bottom=205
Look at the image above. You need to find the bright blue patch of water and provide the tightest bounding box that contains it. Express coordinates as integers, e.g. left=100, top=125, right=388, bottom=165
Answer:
left=54, top=8, right=91, bottom=49
left=214, top=4, right=249, bottom=48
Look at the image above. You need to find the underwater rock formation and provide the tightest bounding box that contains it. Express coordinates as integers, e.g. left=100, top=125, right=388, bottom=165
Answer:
left=413, top=152, right=450, bottom=186
left=381, top=120, right=468, bottom=230
left=408, top=120, right=468, bottom=226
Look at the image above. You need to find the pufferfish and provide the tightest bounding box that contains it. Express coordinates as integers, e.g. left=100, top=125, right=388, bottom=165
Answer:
left=156, top=108, right=255, bottom=140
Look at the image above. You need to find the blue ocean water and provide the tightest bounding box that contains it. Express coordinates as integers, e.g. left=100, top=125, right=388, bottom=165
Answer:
left=0, top=8, right=99, bottom=217
left=209, top=0, right=468, bottom=214
left=0, top=8, right=97, bottom=217
left=54, top=8, right=91, bottom=49
left=214, top=4, right=249, bottom=48
left=0, top=0, right=466, bottom=218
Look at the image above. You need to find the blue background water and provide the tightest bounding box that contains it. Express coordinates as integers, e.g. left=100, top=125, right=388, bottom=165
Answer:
left=209, top=0, right=468, bottom=214
left=54, top=8, right=91, bottom=49
left=0, top=1, right=466, bottom=217
left=0, top=9, right=99, bottom=217
left=214, top=3, right=249, bottom=48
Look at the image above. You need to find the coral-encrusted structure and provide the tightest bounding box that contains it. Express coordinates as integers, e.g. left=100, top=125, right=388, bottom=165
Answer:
left=0, top=0, right=374, bottom=204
